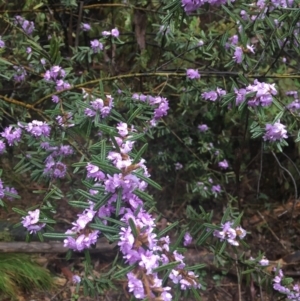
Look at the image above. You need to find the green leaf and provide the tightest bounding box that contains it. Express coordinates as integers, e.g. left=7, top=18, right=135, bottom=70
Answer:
left=132, top=172, right=162, bottom=190
left=43, top=233, right=73, bottom=239
left=115, top=189, right=122, bottom=217
left=77, top=189, right=100, bottom=202
left=112, top=265, right=135, bottom=279
left=153, top=261, right=181, bottom=273
left=12, top=207, right=27, bottom=216
left=133, top=189, right=154, bottom=203
left=128, top=218, right=138, bottom=237
left=89, top=223, right=119, bottom=234
left=157, top=221, right=179, bottom=238
left=127, top=106, right=144, bottom=124
left=68, top=201, right=90, bottom=208
left=0, top=57, right=13, bottom=65
left=132, top=143, right=148, bottom=164
left=90, top=158, right=121, bottom=174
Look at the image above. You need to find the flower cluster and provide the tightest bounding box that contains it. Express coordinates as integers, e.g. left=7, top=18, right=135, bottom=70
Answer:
left=175, top=162, right=183, bottom=170
left=196, top=178, right=222, bottom=197
left=102, top=28, right=119, bottom=38
left=64, top=203, right=99, bottom=251
left=213, top=221, right=246, bottom=246
left=14, top=15, right=35, bottom=35
left=263, top=122, right=288, bottom=142
left=90, top=40, right=103, bottom=53
left=235, top=79, right=277, bottom=107
left=83, top=89, right=114, bottom=119
left=239, top=1, right=295, bottom=23
left=44, top=65, right=71, bottom=91
left=131, top=94, right=169, bottom=127
left=186, top=69, right=200, bottom=79
left=232, top=44, right=255, bottom=64
left=61, top=119, right=200, bottom=299
left=181, top=0, right=234, bottom=13
left=0, top=37, right=5, bottom=48
left=42, top=144, right=74, bottom=178
left=198, top=124, right=209, bottom=132
left=202, top=87, right=226, bottom=102
left=81, top=23, right=91, bottom=32
left=0, top=179, right=18, bottom=201
left=13, top=66, right=27, bottom=82
left=273, top=268, right=300, bottom=300
left=183, top=232, right=193, bottom=246
left=218, top=159, right=229, bottom=170
left=21, top=209, right=46, bottom=234
left=286, top=91, right=300, bottom=111
left=24, top=121, right=51, bottom=138
left=1, top=126, right=22, bottom=146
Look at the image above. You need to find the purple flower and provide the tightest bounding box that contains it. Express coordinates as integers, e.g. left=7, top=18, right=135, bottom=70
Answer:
left=263, top=122, right=288, bottom=142
left=111, top=28, right=119, bottom=38
left=52, top=162, right=67, bottom=178
left=25, top=120, right=51, bottom=137
left=183, top=232, right=192, bottom=246
left=218, top=159, right=229, bottom=169
left=186, top=69, right=200, bottom=79
left=59, top=145, right=74, bottom=156
left=1, top=126, right=22, bottom=146
left=72, top=275, right=81, bottom=284
left=117, top=122, right=128, bottom=137
left=202, top=88, right=226, bottom=101
left=175, top=162, right=183, bottom=170
left=233, top=46, right=243, bottom=63
left=234, top=88, right=247, bottom=105
left=259, top=258, right=269, bottom=266
left=84, top=108, right=96, bottom=117
left=15, top=16, right=35, bottom=35
left=287, top=99, right=300, bottom=111
left=0, top=37, right=5, bottom=48
left=213, top=221, right=238, bottom=245
left=246, top=44, right=255, bottom=53
left=0, top=140, right=6, bottom=154
left=90, top=98, right=104, bottom=110
left=127, top=272, right=145, bottom=299
left=153, top=98, right=169, bottom=120
left=198, top=124, right=208, bottom=132
left=72, top=206, right=96, bottom=232
left=4, top=186, right=18, bottom=201
left=211, top=184, right=221, bottom=194
left=90, top=39, right=103, bottom=53
left=202, top=91, right=218, bottom=101
left=102, top=31, right=111, bottom=37
left=86, top=163, right=105, bottom=181
left=198, top=39, right=204, bottom=46
left=286, top=90, right=298, bottom=97
left=81, top=23, right=91, bottom=31
left=225, top=35, right=239, bottom=49
left=44, top=65, right=66, bottom=81
left=64, top=230, right=99, bottom=251
left=52, top=95, right=60, bottom=103
left=26, top=47, right=32, bottom=54
left=13, top=66, right=27, bottom=82
left=21, top=209, right=46, bottom=234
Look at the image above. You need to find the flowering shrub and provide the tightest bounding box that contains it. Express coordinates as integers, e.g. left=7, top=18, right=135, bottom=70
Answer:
left=0, top=0, right=299, bottom=300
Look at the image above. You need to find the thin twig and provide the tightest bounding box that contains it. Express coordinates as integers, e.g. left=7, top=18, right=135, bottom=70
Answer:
left=256, top=140, right=263, bottom=200
left=256, top=210, right=287, bottom=250
left=271, top=151, right=298, bottom=225
left=235, top=260, right=242, bottom=301
left=75, top=1, right=84, bottom=48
